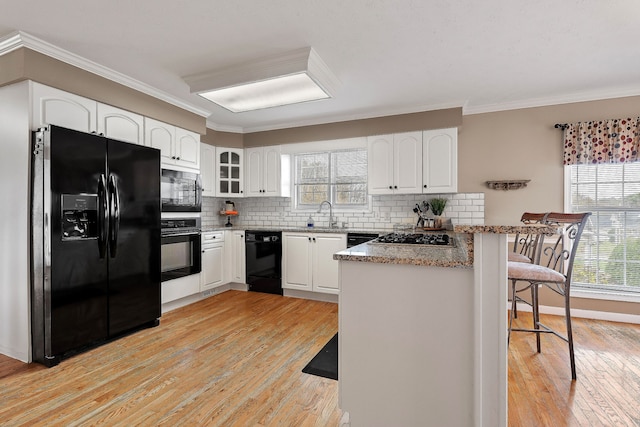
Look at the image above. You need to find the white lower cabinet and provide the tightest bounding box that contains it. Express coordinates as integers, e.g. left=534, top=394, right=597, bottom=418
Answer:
left=201, top=231, right=225, bottom=291
left=282, top=232, right=346, bottom=294
left=230, top=230, right=246, bottom=283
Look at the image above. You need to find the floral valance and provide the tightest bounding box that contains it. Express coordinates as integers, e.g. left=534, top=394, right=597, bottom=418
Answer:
left=562, top=117, right=640, bottom=165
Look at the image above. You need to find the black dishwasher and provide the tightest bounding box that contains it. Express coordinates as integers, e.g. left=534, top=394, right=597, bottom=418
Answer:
left=245, top=231, right=282, bottom=295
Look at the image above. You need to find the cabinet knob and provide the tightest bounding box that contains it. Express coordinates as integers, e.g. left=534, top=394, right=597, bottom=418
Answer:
left=172, top=156, right=176, bottom=159
left=308, top=237, right=311, bottom=242
left=389, top=186, right=392, bottom=189
left=313, top=237, right=316, bottom=242
left=423, top=185, right=427, bottom=188
left=394, top=186, right=398, bottom=189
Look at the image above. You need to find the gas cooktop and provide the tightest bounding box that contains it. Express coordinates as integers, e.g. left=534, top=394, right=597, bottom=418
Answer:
left=372, top=233, right=452, bottom=246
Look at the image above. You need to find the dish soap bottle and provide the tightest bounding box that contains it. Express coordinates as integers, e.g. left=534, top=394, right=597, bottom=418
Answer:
left=307, top=215, right=314, bottom=228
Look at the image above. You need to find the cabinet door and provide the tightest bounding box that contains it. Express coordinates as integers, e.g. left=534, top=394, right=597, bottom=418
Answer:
left=423, top=128, right=458, bottom=194
left=312, top=234, right=346, bottom=294
left=216, top=148, right=243, bottom=198
left=96, top=103, right=144, bottom=145
left=201, top=244, right=224, bottom=290
left=262, top=146, right=281, bottom=196
left=175, top=128, right=200, bottom=170
left=394, top=131, right=423, bottom=194
left=232, top=231, right=246, bottom=283
left=282, top=233, right=312, bottom=290
left=200, top=143, right=216, bottom=197
left=144, top=118, right=175, bottom=163
left=32, top=83, right=96, bottom=132
left=245, top=147, right=263, bottom=197
left=367, top=135, right=395, bottom=194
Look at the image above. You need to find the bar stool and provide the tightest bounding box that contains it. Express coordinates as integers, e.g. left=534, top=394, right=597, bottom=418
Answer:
left=508, top=212, right=547, bottom=321
left=507, top=212, right=591, bottom=380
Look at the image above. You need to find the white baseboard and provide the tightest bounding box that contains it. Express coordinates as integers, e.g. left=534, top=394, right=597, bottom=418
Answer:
left=283, top=289, right=338, bottom=303
left=162, top=282, right=246, bottom=314
left=511, top=302, right=640, bottom=325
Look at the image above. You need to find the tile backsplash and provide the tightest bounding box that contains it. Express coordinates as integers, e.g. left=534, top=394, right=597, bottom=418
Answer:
left=202, top=193, right=484, bottom=230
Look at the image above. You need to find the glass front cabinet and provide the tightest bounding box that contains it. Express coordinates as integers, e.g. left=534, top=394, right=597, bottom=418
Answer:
left=216, top=148, right=243, bottom=197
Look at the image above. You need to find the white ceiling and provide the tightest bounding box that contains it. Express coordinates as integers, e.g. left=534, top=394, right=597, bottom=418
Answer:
left=2, top=0, right=640, bottom=133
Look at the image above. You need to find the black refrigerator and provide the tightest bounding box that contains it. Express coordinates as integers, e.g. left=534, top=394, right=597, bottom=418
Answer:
left=31, top=125, right=161, bottom=367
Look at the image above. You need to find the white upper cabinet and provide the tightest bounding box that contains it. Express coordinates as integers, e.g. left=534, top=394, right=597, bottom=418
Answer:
left=368, top=131, right=422, bottom=194
left=145, top=118, right=174, bottom=161
left=175, top=127, right=200, bottom=169
left=216, top=148, right=244, bottom=198
left=245, top=146, right=281, bottom=197
left=145, top=117, right=200, bottom=170
left=32, top=83, right=96, bottom=132
left=422, top=128, right=458, bottom=194
left=200, top=143, right=216, bottom=197
left=96, top=103, right=144, bottom=145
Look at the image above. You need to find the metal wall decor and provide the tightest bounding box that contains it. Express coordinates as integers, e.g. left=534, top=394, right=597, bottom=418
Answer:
left=486, top=180, right=531, bottom=190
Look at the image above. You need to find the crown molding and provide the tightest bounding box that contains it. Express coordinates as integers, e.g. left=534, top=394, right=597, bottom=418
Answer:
left=0, top=31, right=210, bottom=117
left=463, top=86, right=640, bottom=116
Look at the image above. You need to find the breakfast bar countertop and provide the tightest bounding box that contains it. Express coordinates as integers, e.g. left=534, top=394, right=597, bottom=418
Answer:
left=332, top=223, right=557, bottom=268
left=333, top=232, right=474, bottom=268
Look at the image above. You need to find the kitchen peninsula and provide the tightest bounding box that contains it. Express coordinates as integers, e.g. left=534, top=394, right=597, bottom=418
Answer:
left=334, top=225, right=555, bottom=427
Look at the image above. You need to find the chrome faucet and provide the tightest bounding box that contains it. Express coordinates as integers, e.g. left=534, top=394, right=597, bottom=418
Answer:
left=318, top=200, right=337, bottom=228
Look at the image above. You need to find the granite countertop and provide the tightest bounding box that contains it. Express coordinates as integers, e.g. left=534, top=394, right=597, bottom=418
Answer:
left=333, top=233, right=473, bottom=268
left=331, top=224, right=556, bottom=268
left=453, top=224, right=557, bottom=235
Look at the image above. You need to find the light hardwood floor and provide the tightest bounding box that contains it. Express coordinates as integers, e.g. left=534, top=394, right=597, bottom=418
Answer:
left=0, top=291, right=342, bottom=426
left=1, top=290, right=639, bottom=426
left=508, top=311, right=640, bottom=426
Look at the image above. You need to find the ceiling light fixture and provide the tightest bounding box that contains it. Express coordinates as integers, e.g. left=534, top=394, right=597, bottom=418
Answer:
left=184, top=47, right=340, bottom=113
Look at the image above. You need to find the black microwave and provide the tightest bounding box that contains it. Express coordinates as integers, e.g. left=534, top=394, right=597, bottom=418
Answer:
left=160, top=169, right=202, bottom=212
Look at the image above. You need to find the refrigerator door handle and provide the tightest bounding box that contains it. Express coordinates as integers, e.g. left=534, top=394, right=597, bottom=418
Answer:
left=98, top=174, right=108, bottom=258
left=108, top=174, right=121, bottom=257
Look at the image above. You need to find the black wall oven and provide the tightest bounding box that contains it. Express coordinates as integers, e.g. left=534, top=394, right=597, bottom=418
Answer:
left=161, top=217, right=201, bottom=282
left=161, top=169, right=202, bottom=212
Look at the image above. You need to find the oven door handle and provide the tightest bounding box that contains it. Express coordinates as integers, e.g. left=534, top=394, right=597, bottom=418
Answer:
left=161, top=232, right=201, bottom=238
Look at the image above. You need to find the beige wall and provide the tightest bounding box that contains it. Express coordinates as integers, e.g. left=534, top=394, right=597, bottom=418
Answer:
left=0, top=48, right=206, bottom=134
left=243, top=107, right=462, bottom=146
left=202, top=128, right=243, bottom=148
left=458, top=96, right=640, bottom=226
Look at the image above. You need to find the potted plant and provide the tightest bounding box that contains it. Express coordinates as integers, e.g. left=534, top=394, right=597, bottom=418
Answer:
left=429, top=197, right=448, bottom=228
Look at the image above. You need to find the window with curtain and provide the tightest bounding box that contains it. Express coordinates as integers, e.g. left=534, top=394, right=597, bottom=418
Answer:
left=564, top=117, right=640, bottom=295
left=294, top=149, right=368, bottom=210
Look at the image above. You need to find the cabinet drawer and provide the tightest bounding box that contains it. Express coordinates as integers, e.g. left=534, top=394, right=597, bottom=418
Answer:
left=202, top=231, right=224, bottom=247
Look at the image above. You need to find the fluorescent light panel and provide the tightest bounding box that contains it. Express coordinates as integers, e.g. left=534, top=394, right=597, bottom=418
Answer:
left=184, top=47, right=340, bottom=113
left=199, top=72, right=329, bottom=113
